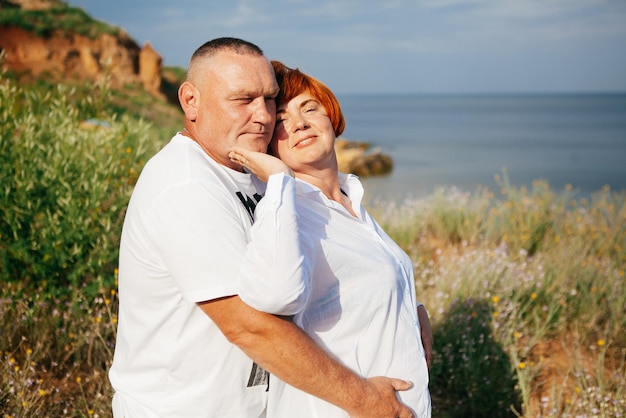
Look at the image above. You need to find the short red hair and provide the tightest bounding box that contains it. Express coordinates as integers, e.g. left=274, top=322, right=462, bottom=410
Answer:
left=271, top=60, right=345, bottom=137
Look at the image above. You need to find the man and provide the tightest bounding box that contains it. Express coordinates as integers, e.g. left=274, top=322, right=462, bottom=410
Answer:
left=109, top=37, right=415, bottom=417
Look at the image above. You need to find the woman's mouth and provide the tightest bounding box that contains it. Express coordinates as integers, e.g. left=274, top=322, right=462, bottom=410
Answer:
left=294, top=135, right=316, bottom=148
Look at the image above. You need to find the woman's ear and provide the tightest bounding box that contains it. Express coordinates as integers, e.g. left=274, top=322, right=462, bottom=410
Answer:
left=178, top=81, right=199, bottom=121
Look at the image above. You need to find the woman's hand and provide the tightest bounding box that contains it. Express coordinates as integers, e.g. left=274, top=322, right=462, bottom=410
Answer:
left=417, top=305, right=433, bottom=369
left=229, top=147, right=294, bottom=182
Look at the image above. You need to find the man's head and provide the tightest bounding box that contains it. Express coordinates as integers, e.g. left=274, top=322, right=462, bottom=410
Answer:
left=178, top=37, right=279, bottom=170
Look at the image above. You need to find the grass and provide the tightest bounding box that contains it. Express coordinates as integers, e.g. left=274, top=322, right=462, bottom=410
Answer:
left=370, top=179, right=626, bottom=417
left=1, top=69, right=625, bottom=416
left=0, top=1, right=121, bottom=39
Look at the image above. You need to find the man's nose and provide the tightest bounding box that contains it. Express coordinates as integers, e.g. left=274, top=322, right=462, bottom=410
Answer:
left=253, top=99, right=273, bottom=124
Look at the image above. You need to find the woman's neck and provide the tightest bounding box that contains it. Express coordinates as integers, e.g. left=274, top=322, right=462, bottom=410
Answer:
left=295, top=168, right=357, bottom=217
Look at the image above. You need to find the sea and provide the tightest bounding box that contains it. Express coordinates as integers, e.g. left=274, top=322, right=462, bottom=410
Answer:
left=336, top=93, right=626, bottom=203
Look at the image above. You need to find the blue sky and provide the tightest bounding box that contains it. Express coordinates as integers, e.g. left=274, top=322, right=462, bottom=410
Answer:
left=70, top=0, right=626, bottom=95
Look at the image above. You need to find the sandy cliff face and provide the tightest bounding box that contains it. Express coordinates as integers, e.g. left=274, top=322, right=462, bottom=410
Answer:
left=0, top=3, right=163, bottom=97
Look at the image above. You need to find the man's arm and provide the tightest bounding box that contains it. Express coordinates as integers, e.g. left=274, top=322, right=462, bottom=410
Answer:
left=198, top=295, right=415, bottom=418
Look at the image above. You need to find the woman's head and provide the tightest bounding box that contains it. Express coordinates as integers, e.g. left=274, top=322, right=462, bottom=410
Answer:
left=271, top=61, right=345, bottom=137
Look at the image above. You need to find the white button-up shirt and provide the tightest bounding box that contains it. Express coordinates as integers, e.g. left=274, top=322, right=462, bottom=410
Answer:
left=241, top=173, right=431, bottom=418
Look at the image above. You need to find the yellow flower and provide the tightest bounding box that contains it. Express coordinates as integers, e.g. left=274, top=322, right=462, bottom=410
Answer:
left=26, top=348, right=32, bottom=355
left=76, top=376, right=82, bottom=383
left=471, top=311, right=477, bottom=318
left=575, top=387, right=581, bottom=393
left=597, top=339, right=605, bottom=347
left=531, top=293, right=538, bottom=300
left=514, top=331, right=521, bottom=339
left=39, top=389, right=46, bottom=396
left=491, top=296, right=499, bottom=303
left=492, top=311, right=499, bottom=318
left=125, top=147, right=132, bottom=154
left=518, top=362, right=526, bottom=369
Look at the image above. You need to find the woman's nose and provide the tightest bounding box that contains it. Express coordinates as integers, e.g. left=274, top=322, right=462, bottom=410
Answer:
left=290, top=114, right=308, bottom=132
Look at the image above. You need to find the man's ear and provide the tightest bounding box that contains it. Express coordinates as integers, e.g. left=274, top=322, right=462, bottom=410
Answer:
left=178, top=81, right=199, bottom=121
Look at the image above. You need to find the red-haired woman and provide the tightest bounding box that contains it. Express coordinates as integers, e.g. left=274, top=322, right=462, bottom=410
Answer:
left=230, top=61, right=432, bottom=418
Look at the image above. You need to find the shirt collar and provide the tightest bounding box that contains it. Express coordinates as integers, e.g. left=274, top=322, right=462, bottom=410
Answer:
left=295, top=172, right=365, bottom=207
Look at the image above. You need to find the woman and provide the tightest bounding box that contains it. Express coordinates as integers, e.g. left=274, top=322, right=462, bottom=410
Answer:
left=230, top=61, right=431, bottom=417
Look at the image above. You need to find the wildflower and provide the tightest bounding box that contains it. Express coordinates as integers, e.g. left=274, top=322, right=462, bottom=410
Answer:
left=39, top=389, right=46, bottom=396
left=531, top=293, right=538, bottom=300
left=491, top=296, right=499, bottom=303
left=471, top=311, right=477, bottom=318
left=76, top=376, right=82, bottom=383
left=26, top=348, right=32, bottom=355
left=514, top=331, right=521, bottom=339
left=125, top=147, right=132, bottom=154
left=597, top=339, right=605, bottom=347
left=492, top=311, right=499, bottom=318
left=519, top=362, right=526, bottom=369
left=575, top=387, right=581, bottom=393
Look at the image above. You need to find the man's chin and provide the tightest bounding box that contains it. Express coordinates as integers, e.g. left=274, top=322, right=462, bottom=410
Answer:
left=240, top=136, right=271, bottom=153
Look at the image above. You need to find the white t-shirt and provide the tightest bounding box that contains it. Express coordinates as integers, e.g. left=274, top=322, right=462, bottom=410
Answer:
left=109, top=133, right=307, bottom=417
left=240, top=173, right=431, bottom=418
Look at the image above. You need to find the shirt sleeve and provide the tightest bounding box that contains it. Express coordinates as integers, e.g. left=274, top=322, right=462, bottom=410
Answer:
left=238, top=173, right=310, bottom=315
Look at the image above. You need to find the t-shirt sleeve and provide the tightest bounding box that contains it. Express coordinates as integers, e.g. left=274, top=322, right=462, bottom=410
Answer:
left=147, top=179, right=249, bottom=303
left=237, top=173, right=310, bottom=316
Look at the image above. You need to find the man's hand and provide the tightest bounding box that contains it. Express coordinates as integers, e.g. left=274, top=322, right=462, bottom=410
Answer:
left=229, top=147, right=293, bottom=182
left=348, top=377, right=415, bottom=418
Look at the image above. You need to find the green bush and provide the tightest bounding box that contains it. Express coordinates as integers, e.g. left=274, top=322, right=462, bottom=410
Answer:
left=430, top=298, right=521, bottom=417
left=0, top=74, right=161, bottom=296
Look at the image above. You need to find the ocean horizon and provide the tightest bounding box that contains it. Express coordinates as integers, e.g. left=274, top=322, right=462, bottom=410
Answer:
left=336, top=92, right=626, bottom=203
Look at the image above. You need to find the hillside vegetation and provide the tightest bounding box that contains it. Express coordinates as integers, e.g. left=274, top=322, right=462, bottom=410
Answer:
left=0, top=0, right=120, bottom=38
